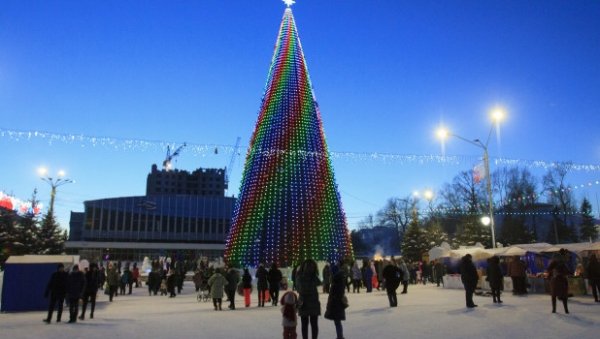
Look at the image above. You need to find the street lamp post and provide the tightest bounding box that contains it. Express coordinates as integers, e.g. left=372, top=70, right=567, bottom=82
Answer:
left=38, top=167, right=73, bottom=216
left=436, top=108, right=505, bottom=248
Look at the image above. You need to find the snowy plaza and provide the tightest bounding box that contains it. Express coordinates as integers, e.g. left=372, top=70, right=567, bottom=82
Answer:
left=1, top=275, right=599, bottom=339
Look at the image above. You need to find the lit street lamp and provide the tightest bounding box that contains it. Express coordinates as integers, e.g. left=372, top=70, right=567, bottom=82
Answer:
left=436, top=107, right=505, bottom=248
left=38, top=167, right=73, bottom=216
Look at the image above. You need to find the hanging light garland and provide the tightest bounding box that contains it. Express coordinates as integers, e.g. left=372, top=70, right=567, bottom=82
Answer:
left=2, top=128, right=599, bottom=173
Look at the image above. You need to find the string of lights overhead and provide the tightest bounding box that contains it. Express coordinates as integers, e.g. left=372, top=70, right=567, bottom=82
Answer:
left=3, top=127, right=599, bottom=172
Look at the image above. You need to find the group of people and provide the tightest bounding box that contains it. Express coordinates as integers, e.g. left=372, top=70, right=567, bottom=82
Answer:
left=43, top=263, right=100, bottom=324
left=281, top=259, right=348, bottom=339
left=41, top=251, right=600, bottom=338
left=459, top=249, right=600, bottom=314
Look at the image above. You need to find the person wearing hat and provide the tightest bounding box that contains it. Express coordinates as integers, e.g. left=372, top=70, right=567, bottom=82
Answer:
left=43, top=263, right=69, bottom=324
left=80, top=263, right=99, bottom=320
left=67, top=264, right=85, bottom=323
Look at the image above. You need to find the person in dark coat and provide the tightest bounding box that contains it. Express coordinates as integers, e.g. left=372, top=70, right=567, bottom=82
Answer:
left=363, top=260, right=373, bottom=293
left=193, top=269, right=204, bottom=292
left=80, top=263, right=99, bottom=320
left=296, top=259, right=321, bottom=339
left=225, top=267, right=240, bottom=310
left=433, top=260, right=445, bottom=287
left=507, top=255, right=528, bottom=295
left=97, top=265, right=106, bottom=290
left=382, top=260, right=401, bottom=307
left=322, top=263, right=331, bottom=294
left=120, top=266, right=132, bottom=295
left=268, top=263, right=283, bottom=306
left=67, top=265, right=85, bottom=323
left=324, top=264, right=347, bottom=339
left=166, top=269, right=177, bottom=298
left=174, top=260, right=185, bottom=294
left=147, top=268, right=161, bottom=296
left=242, top=268, right=253, bottom=307
left=486, top=256, right=503, bottom=303
left=43, top=263, right=69, bottom=324
left=106, top=263, right=119, bottom=302
left=546, top=249, right=571, bottom=313
left=460, top=254, right=479, bottom=308
left=255, top=263, right=269, bottom=307
left=585, top=254, right=600, bottom=302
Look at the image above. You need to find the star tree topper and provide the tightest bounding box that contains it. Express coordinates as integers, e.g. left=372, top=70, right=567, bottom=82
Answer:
left=283, top=0, right=295, bottom=8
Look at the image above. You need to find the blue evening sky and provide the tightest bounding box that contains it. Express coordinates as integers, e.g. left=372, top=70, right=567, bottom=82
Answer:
left=1, top=0, right=600, bottom=229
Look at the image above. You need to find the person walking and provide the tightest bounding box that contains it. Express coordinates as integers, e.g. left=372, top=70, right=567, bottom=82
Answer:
left=281, top=290, right=299, bottom=339
left=486, top=256, right=503, bottom=303
left=324, top=264, right=347, bottom=339
left=132, top=263, right=140, bottom=288
left=351, top=261, right=361, bottom=293
left=296, top=259, right=321, bottom=339
left=242, top=268, right=253, bottom=307
left=433, top=260, right=445, bottom=287
left=97, top=265, right=106, bottom=291
left=363, top=260, right=373, bottom=293
left=268, top=263, right=283, bottom=306
left=585, top=254, right=600, bottom=302
left=193, top=269, right=203, bottom=293
left=208, top=268, right=228, bottom=311
left=460, top=254, right=479, bottom=308
left=43, top=263, right=68, bottom=324
left=398, top=259, right=410, bottom=294
left=106, top=262, right=120, bottom=302
left=225, top=267, right=240, bottom=310
left=547, top=249, right=571, bottom=314
left=147, top=268, right=161, bottom=296
left=382, top=260, right=401, bottom=307
left=256, top=263, right=269, bottom=307
left=80, top=263, right=99, bottom=320
left=66, top=264, right=85, bottom=323
left=120, top=266, right=133, bottom=295
left=322, top=263, right=331, bottom=294
left=166, top=269, right=177, bottom=298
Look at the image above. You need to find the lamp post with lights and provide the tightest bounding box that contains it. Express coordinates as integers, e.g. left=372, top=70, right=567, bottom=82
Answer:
left=38, top=167, right=73, bottom=217
left=436, top=108, right=505, bottom=248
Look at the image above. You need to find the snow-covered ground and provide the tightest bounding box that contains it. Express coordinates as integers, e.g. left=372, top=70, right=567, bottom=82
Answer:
left=1, top=278, right=599, bottom=339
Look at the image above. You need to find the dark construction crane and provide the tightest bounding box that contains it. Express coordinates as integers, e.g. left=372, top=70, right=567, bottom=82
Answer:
left=163, top=142, right=186, bottom=171
left=225, top=137, right=241, bottom=189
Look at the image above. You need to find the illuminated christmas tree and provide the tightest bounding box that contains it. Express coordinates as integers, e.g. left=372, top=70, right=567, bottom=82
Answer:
left=225, top=3, right=353, bottom=268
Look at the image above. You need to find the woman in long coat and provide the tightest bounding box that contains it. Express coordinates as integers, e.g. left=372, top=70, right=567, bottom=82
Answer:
left=208, top=268, right=228, bottom=311
left=546, top=249, right=571, bottom=314
left=296, top=259, right=321, bottom=339
left=325, top=264, right=347, bottom=339
left=486, top=256, right=503, bottom=303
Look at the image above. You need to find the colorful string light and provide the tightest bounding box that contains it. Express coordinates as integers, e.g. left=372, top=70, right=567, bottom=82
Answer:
left=224, top=8, right=353, bottom=268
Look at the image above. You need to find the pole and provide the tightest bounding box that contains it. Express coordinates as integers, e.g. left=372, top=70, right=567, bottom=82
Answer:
left=48, top=185, right=57, bottom=217
left=483, top=147, right=496, bottom=248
